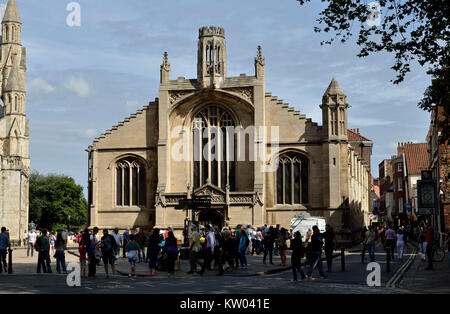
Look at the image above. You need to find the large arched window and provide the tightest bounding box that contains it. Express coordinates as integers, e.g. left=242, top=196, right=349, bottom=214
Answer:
left=276, top=153, right=308, bottom=205
left=116, top=157, right=146, bottom=207
left=193, top=105, right=235, bottom=191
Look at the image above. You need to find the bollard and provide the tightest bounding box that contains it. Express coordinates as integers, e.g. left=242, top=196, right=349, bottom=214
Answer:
left=361, top=243, right=366, bottom=264
left=386, top=247, right=391, bottom=272
left=8, top=248, right=12, bottom=274
left=341, top=247, right=345, bottom=272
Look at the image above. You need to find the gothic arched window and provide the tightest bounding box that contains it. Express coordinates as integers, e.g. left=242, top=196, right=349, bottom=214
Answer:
left=116, top=157, right=146, bottom=207
left=193, top=105, right=235, bottom=191
left=275, top=153, right=308, bottom=205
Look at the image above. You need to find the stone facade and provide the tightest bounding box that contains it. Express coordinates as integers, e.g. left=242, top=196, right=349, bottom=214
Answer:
left=0, top=0, right=29, bottom=242
left=87, top=26, right=371, bottom=237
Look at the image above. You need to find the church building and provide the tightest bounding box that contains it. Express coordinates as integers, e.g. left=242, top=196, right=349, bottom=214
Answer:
left=0, top=0, right=30, bottom=242
left=88, top=26, right=372, bottom=237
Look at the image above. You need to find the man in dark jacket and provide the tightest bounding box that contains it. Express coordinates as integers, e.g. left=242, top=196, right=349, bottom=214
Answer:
left=291, top=231, right=306, bottom=281
left=100, top=229, right=118, bottom=279
left=263, top=226, right=275, bottom=265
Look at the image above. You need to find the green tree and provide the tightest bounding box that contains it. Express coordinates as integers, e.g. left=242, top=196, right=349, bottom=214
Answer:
left=29, top=172, right=87, bottom=232
left=296, top=0, right=449, bottom=141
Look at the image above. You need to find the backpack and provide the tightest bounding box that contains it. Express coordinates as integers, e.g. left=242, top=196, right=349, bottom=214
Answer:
left=34, top=236, right=42, bottom=251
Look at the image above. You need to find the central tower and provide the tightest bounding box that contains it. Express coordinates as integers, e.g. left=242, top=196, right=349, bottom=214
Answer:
left=197, top=26, right=227, bottom=89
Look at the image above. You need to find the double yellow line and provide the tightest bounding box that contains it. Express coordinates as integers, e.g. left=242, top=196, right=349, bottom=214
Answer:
left=386, top=244, right=417, bottom=291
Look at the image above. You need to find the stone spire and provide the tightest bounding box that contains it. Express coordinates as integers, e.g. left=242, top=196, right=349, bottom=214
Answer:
left=323, top=78, right=345, bottom=96
left=255, top=45, right=265, bottom=78
left=2, top=0, right=21, bottom=24
left=197, top=26, right=227, bottom=88
left=4, top=62, right=24, bottom=92
left=160, top=51, right=170, bottom=83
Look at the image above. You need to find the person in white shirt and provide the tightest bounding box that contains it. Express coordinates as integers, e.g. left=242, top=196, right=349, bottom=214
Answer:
left=199, top=225, right=215, bottom=274
left=22, top=230, right=28, bottom=247
left=27, top=229, right=37, bottom=257
left=396, top=229, right=405, bottom=260
left=111, top=228, right=122, bottom=259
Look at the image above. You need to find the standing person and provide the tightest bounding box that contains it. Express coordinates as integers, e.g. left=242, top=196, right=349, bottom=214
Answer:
left=187, top=225, right=203, bottom=274
left=199, top=225, right=215, bottom=274
left=22, top=229, right=28, bottom=247
left=100, top=229, right=117, bottom=279
left=55, top=232, right=67, bottom=274
left=396, top=228, right=405, bottom=260
left=278, top=228, right=288, bottom=266
left=251, top=228, right=258, bottom=256
left=111, top=228, right=122, bottom=260
left=232, top=231, right=240, bottom=270
left=323, top=224, right=337, bottom=272
left=425, top=226, right=434, bottom=270
left=27, top=228, right=37, bottom=257
left=148, top=228, right=162, bottom=275
left=135, top=228, right=148, bottom=263
left=125, top=234, right=140, bottom=279
left=122, top=228, right=130, bottom=258
left=365, top=225, right=377, bottom=262
left=306, top=226, right=327, bottom=280
left=87, top=227, right=99, bottom=278
left=263, top=226, right=274, bottom=265
left=49, top=232, right=56, bottom=257
left=239, top=229, right=249, bottom=268
left=273, top=224, right=281, bottom=256
left=245, top=225, right=253, bottom=254
left=418, top=227, right=426, bottom=260
left=385, top=225, right=396, bottom=259
left=78, top=237, right=87, bottom=278
left=36, top=229, right=52, bottom=274
left=213, top=227, right=223, bottom=270
left=0, top=227, right=10, bottom=273
left=291, top=231, right=306, bottom=281
left=218, top=230, right=235, bottom=275
left=165, top=231, right=178, bottom=274
left=255, top=227, right=263, bottom=255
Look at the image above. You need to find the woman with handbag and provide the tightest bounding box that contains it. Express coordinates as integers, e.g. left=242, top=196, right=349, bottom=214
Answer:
left=165, top=231, right=179, bottom=274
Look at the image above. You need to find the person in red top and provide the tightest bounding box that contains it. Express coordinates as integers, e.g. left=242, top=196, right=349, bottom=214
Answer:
left=425, top=226, right=434, bottom=270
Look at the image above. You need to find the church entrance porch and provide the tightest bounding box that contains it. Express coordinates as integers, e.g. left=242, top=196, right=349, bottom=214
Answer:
left=197, top=208, right=225, bottom=229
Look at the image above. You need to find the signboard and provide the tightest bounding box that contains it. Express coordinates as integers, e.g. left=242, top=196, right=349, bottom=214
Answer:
left=417, top=179, right=438, bottom=215
left=404, top=203, right=412, bottom=212
left=175, top=195, right=212, bottom=211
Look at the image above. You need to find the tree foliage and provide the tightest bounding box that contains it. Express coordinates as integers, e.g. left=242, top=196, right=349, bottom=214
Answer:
left=297, top=0, right=449, bottom=140
left=29, top=172, right=87, bottom=232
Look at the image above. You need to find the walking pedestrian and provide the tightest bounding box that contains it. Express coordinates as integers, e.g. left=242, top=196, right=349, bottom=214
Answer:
left=148, top=228, right=162, bottom=275
left=0, top=227, right=10, bottom=274
left=306, top=226, right=327, bottom=280
left=239, top=229, right=249, bottom=268
left=396, top=229, right=405, bottom=260
left=425, top=226, right=434, bottom=270
left=365, top=225, right=376, bottom=262
left=36, top=229, right=52, bottom=274
left=323, top=224, right=337, bottom=271
left=27, top=228, right=37, bottom=257
left=165, top=231, right=178, bottom=274
left=55, top=232, right=67, bottom=274
left=385, top=225, right=396, bottom=259
left=217, top=230, right=235, bottom=275
left=187, top=225, right=203, bottom=274
left=291, top=231, right=306, bottom=281
left=125, top=234, right=140, bottom=278
left=78, top=238, right=87, bottom=278
left=22, top=229, right=28, bottom=247
left=255, top=227, right=263, bottom=255
left=49, top=232, right=56, bottom=257
left=100, top=229, right=117, bottom=279
left=273, top=224, right=280, bottom=256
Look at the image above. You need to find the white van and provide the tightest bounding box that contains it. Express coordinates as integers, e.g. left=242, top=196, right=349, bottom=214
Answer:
left=290, top=214, right=327, bottom=242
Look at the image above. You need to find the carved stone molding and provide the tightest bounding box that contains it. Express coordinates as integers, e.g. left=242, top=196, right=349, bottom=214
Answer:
left=224, top=87, right=254, bottom=104
left=169, top=91, right=193, bottom=105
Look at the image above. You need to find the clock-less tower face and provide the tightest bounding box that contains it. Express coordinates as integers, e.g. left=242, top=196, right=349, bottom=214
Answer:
left=421, top=185, right=434, bottom=206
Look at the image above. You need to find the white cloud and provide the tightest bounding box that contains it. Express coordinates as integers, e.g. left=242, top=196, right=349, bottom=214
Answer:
left=64, top=75, right=91, bottom=98
left=29, top=77, right=56, bottom=95
left=83, top=128, right=98, bottom=138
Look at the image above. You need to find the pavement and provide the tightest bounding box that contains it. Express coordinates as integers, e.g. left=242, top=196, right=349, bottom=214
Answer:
left=0, top=242, right=425, bottom=294
left=398, top=246, right=450, bottom=294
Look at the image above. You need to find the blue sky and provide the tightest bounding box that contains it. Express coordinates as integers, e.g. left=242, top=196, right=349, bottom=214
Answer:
left=11, top=0, right=430, bottom=195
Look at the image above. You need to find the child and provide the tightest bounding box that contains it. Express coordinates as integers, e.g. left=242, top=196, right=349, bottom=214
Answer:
left=126, top=234, right=140, bottom=279
left=78, top=243, right=87, bottom=277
